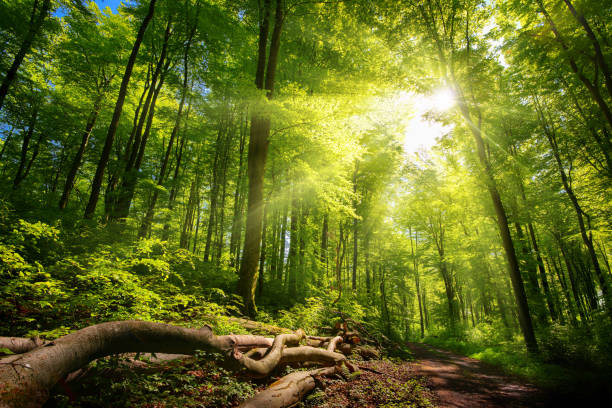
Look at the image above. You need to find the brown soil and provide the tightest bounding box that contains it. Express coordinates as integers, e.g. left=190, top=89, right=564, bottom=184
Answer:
left=406, top=342, right=546, bottom=408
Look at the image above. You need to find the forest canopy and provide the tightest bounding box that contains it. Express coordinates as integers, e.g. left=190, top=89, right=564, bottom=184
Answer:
left=0, top=0, right=611, bottom=406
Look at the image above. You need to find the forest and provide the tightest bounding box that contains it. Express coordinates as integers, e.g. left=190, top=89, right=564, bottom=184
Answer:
left=0, top=0, right=611, bottom=407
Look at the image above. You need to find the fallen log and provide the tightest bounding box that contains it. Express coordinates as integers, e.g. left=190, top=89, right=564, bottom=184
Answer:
left=0, top=321, right=281, bottom=408
left=238, top=366, right=338, bottom=408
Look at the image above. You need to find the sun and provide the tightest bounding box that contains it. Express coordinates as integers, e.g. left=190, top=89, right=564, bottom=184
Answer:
left=427, top=88, right=456, bottom=112
left=399, top=88, right=456, bottom=154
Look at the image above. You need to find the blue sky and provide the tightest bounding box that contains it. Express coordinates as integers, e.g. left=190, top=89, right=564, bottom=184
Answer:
left=94, top=0, right=122, bottom=13
left=54, top=0, right=123, bottom=16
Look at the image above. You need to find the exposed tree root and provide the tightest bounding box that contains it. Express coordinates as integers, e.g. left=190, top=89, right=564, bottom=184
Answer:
left=238, top=366, right=339, bottom=408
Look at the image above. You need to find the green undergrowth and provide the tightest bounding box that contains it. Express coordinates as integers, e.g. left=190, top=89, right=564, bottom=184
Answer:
left=45, top=351, right=258, bottom=408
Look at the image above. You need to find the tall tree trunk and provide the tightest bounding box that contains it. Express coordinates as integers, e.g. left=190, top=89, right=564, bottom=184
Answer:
left=59, top=94, right=104, bottom=209
left=549, top=254, right=577, bottom=324
left=0, top=126, right=14, bottom=163
left=298, top=205, right=308, bottom=295
left=528, top=224, right=558, bottom=321
left=84, top=0, right=157, bottom=219
left=104, top=63, right=152, bottom=221
left=139, top=25, right=194, bottom=236
left=0, top=0, right=51, bottom=112
left=258, top=200, right=269, bottom=297
left=113, top=21, right=173, bottom=220
left=162, top=99, right=191, bottom=240
left=230, top=111, right=248, bottom=266
left=13, top=106, right=39, bottom=188
left=287, top=193, right=299, bottom=300
left=277, top=203, right=288, bottom=280
left=238, top=0, right=284, bottom=316
left=204, top=119, right=225, bottom=261
left=351, top=162, right=359, bottom=291
left=380, top=267, right=391, bottom=337
left=321, top=213, right=328, bottom=280
left=180, top=177, right=199, bottom=249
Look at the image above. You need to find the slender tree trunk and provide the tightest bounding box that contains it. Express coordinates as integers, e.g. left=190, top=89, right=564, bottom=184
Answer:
left=528, top=224, right=558, bottom=321
left=162, top=99, right=191, bottom=240
left=380, top=268, right=391, bottom=337
left=204, top=124, right=224, bottom=261
left=321, top=213, right=328, bottom=280
left=277, top=203, right=288, bottom=280
left=84, top=0, right=157, bottom=218
left=113, top=34, right=172, bottom=220
left=549, top=254, right=578, bottom=324
left=13, top=106, right=39, bottom=188
left=230, top=111, right=248, bottom=266
left=258, top=200, right=269, bottom=297
left=0, top=0, right=51, bottom=112
left=287, top=194, right=299, bottom=299
left=139, top=25, right=193, bottom=236
left=180, top=178, right=199, bottom=249
left=59, top=94, right=104, bottom=209
left=192, top=195, right=201, bottom=253
left=104, top=66, right=151, bottom=219
left=351, top=162, right=359, bottom=291
left=0, top=126, right=14, bottom=163
left=463, top=110, right=537, bottom=351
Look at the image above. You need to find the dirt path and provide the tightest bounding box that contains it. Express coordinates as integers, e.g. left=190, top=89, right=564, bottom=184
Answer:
left=406, top=343, right=545, bottom=407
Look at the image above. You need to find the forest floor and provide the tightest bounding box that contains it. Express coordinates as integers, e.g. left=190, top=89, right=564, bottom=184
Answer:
left=405, top=342, right=612, bottom=407
left=406, top=342, right=545, bottom=407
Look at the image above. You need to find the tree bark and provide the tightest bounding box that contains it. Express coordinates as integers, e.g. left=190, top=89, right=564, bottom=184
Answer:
left=84, top=0, right=157, bottom=219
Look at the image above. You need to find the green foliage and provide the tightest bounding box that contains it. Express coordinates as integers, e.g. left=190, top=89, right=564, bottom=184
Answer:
left=48, top=351, right=256, bottom=407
